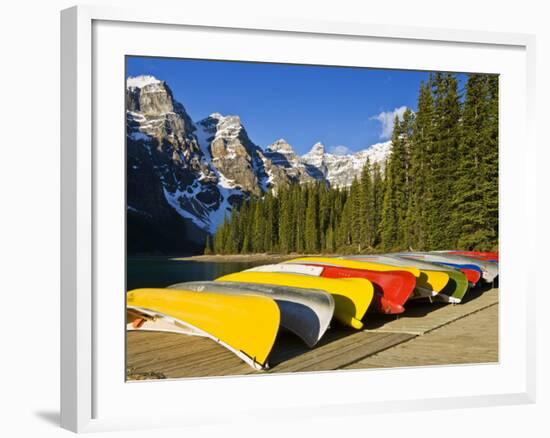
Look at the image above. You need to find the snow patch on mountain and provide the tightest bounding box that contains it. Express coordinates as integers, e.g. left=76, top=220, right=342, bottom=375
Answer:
left=163, top=187, right=209, bottom=231
left=194, top=117, right=238, bottom=189
left=126, top=75, right=162, bottom=89
left=212, top=114, right=243, bottom=141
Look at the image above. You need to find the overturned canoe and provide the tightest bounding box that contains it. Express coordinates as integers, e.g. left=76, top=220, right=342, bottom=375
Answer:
left=442, top=250, right=499, bottom=262
left=126, top=288, right=280, bottom=369
left=286, top=256, right=420, bottom=276
left=309, top=264, right=416, bottom=314
left=433, top=262, right=482, bottom=286
left=250, top=262, right=414, bottom=314
left=168, top=281, right=334, bottom=348
left=336, top=255, right=449, bottom=299
left=344, top=255, right=466, bottom=303
left=217, top=270, right=373, bottom=330
left=397, top=252, right=498, bottom=283
left=371, top=254, right=469, bottom=303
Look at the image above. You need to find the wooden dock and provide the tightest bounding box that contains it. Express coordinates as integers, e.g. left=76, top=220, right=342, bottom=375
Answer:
left=126, top=286, right=498, bottom=380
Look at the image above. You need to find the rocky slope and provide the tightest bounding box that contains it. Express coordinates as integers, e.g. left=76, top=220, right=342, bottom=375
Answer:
left=126, top=75, right=391, bottom=253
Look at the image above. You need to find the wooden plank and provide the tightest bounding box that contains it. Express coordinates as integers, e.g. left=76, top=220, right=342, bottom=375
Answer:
left=127, top=333, right=217, bottom=359
left=129, top=336, right=222, bottom=362
left=345, top=304, right=498, bottom=369
left=127, top=331, right=253, bottom=378
left=270, top=332, right=415, bottom=373
left=363, top=287, right=498, bottom=335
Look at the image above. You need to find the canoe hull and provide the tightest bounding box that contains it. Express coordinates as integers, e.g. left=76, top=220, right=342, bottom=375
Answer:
left=342, top=255, right=450, bottom=297
left=217, top=270, right=373, bottom=330
left=126, top=288, right=280, bottom=369
left=444, top=250, right=499, bottom=261
left=397, top=252, right=498, bottom=283
left=434, top=262, right=482, bottom=286
left=300, top=263, right=416, bottom=314
left=433, top=270, right=470, bottom=303
left=168, top=281, right=334, bottom=348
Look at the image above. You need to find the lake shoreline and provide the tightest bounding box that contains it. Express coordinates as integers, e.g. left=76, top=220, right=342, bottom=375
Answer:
left=131, top=252, right=385, bottom=263
left=171, top=254, right=301, bottom=263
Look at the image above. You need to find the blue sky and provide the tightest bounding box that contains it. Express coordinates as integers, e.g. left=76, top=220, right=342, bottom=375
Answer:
left=127, top=56, right=465, bottom=155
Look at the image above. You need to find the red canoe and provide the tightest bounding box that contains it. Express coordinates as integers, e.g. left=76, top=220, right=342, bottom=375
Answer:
left=304, top=264, right=416, bottom=314
left=449, top=251, right=499, bottom=261
left=459, top=268, right=482, bottom=286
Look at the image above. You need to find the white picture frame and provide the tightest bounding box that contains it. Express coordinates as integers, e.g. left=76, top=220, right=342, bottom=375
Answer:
left=60, top=4, right=537, bottom=433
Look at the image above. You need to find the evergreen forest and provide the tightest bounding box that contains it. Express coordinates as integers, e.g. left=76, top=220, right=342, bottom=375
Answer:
left=207, top=73, right=499, bottom=255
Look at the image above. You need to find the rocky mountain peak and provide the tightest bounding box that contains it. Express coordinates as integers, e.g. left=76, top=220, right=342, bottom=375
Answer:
left=126, top=75, right=179, bottom=116
left=214, top=115, right=242, bottom=139
left=307, top=142, right=326, bottom=156
left=198, top=113, right=244, bottom=142
left=266, top=139, right=295, bottom=155
left=195, top=113, right=266, bottom=196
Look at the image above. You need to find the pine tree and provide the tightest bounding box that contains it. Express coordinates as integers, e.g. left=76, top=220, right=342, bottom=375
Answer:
left=396, top=109, right=414, bottom=247
left=263, top=191, right=275, bottom=252
left=338, top=192, right=353, bottom=252
left=318, top=183, right=330, bottom=251
left=425, top=72, right=461, bottom=249
left=359, top=158, right=374, bottom=250
left=380, top=115, right=403, bottom=250
left=325, top=224, right=335, bottom=253
left=371, top=162, right=384, bottom=247
left=238, top=201, right=251, bottom=253
left=305, top=186, right=319, bottom=253
left=252, top=200, right=265, bottom=253
left=349, top=177, right=362, bottom=251
left=334, top=189, right=347, bottom=249
left=452, top=74, right=487, bottom=248
left=452, top=74, right=499, bottom=249
left=214, top=214, right=229, bottom=254
left=482, top=75, right=499, bottom=250
left=225, top=206, right=239, bottom=253
left=294, top=185, right=307, bottom=253
left=406, top=81, right=434, bottom=250
left=277, top=187, right=289, bottom=253
left=203, top=234, right=213, bottom=255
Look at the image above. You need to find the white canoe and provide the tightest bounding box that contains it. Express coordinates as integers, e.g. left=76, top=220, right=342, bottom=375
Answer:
left=393, top=252, right=498, bottom=282
left=168, top=280, right=335, bottom=348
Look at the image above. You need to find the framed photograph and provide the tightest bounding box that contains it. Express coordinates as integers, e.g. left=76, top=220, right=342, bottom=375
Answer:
left=61, top=5, right=536, bottom=433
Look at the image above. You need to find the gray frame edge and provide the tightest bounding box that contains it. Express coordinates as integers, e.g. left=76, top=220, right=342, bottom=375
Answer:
left=61, top=5, right=93, bottom=432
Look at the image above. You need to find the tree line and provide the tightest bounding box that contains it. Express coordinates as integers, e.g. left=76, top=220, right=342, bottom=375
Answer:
left=206, top=72, right=499, bottom=255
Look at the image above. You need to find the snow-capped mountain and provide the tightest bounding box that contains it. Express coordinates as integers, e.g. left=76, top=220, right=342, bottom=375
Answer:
left=263, top=139, right=323, bottom=183
left=126, top=75, right=391, bottom=253
left=302, top=141, right=391, bottom=187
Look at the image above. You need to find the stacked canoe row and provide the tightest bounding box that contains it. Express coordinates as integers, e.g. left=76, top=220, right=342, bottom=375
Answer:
left=127, top=250, right=498, bottom=370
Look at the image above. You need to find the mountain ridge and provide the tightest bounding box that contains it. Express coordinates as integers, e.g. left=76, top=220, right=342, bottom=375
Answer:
left=126, top=75, right=392, bottom=253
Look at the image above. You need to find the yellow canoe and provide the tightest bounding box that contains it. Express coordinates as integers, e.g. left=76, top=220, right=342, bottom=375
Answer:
left=126, top=288, right=280, bottom=369
left=216, top=271, right=373, bottom=329
left=285, top=257, right=449, bottom=295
